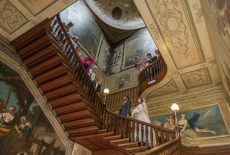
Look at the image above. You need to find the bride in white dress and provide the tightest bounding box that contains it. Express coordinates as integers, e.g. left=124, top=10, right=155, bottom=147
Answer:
left=132, top=98, right=156, bottom=147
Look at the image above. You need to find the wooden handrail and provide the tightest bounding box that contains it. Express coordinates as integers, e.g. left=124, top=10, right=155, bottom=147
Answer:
left=48, top=15, right=176, bottom=151
left=137, top=138, right=181, bottom=155
left=138, top=54, right=167, bottom=95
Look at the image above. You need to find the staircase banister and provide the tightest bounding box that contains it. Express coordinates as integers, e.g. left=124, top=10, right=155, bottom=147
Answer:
left=138, top=54, right=163, bottom=77
left=50, top=14, right=175, bottom=134
left=48, top=15, right=177, bottom=154
left=54, top=15, right=91, bottom=79
left=138, top=53, right=167, bottom=95
left=105, top=106, right=175, bottom=133
left=136, top=138, right=181, bottom=155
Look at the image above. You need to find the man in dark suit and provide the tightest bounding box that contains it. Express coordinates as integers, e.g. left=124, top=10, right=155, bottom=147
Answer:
left=119, top=96, right=131, bottom=137
left=119, top=96, right=131, bottom=117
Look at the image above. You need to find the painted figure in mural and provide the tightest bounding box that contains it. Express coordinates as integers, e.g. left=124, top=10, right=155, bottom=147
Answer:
left=132, top=98, right=156, bottom=147
left=210, top=0, right=230, bottom=50
left=81, top=56, right=95, bottom=74
left=15, top=116, right=32, bottom=149
left=178, top=114, right=188, bottom=135
left=188, top=112, right=216, bottom=135
left=0, top=105, right=16, bottom=128
left=0, top=99, right=4, bottom=112
left=163, top=116, right=175, bottom=130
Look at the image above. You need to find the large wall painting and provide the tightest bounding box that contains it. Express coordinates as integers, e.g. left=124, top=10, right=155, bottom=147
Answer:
left=124, top=29, right=157, bottom=68
left=150, top=105, right=228, bottom=138
left=0, top=61, right=65, bottom=155
left=209, top=0, right=230, bottom=51
left=60, top=1, right=102, bottom=59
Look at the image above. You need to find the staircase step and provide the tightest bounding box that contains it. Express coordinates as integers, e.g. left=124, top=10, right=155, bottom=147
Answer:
left=33, top=65, right=67, bottom=85
left=54, top=102, right=87, bottom=116
left=28, top=55, right=62, bottom=76
left=69, top=130, right=104, bottom=139
left=63, top=118, right=95, bottom=130
left=58, top=110, right=91, bottom=122
left=67, top=126, right=99, bottom=136
left=110, top=138, right=129, bottom=145
left=97, top=129, right=107, bottom=134
left=48, top=93, right=82, bottom=108
left=22, top=45, right=56, bottom=68
left=39, top=74, right=72, bottom=93
left=44, top=84, right=77, bottom=101
left=125, top=146, right=148, bottom=154
left=103, top=135, right=121, bottom=141
left=97, top=132, right=114, bottom=137
left=117, top=142, right=139, bottom=148
left=11, top=19, right=50, bottom=50
left=18, top=35, right=51, bottom=60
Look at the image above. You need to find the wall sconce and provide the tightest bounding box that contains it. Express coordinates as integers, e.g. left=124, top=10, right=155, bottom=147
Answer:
left=171, top=103, right=180, bottom=137
left=103, top=88, right=109, bottom=104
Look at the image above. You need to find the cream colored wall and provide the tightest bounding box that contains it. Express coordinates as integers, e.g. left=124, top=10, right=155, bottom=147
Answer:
left=106, top=67, right=138, bottom=93
left=132, top=0, right=230, bottom=148
left=201, top=0, right=230, bottom=102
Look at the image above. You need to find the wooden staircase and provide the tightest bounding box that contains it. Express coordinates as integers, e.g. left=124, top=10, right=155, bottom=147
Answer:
left=11, top=15, right=178, bottom=155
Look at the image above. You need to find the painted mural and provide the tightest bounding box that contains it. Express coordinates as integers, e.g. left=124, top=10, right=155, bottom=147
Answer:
left=150, top=105, right=228, bottom=138
left=0, top=61, right=65, bottom=155
left=209, top=0, right=230, bottom=51
left=60, top=1, right=102, bottom=59
left=124, top=29, right=157, bottom=68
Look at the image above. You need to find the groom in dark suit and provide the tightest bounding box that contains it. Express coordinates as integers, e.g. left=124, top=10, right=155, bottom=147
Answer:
left=119, top=96, right=131, bottom=137
left=119, top=96, right=131, bottom=117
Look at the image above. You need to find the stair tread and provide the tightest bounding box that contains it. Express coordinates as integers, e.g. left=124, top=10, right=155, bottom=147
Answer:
left=103, top=135, right=121, bottom=140
left=67, top=126, right=99, bottom=135
left=54, top=102, right=87, bottom=116
left=117, top=142, right=138, bottom=147
left=59, top=110, right=91, bottom=122
left=125, top=146, right=148, bottom=151
left=97, top=132, right=114, bottom=137
left=110, top=138, right=129, bottom=143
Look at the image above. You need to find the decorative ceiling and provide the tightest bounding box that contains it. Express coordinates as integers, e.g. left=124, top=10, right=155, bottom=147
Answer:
left=84, top=0, right=145, bottom=30
left=0, top=0, right=76, bottom=41
left=95, top=17, right=140, bottom=45
left=133, top=0, right=221, bottom=105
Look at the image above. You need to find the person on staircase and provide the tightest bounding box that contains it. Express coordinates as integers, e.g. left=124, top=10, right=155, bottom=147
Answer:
left=119, top=96, right=131, bottom=137
left=132, top=98, right=156, bottom=147
left=81, top=56, right=95, bottom=74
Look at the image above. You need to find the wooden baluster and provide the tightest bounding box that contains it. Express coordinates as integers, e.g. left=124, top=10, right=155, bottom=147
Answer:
left=160, top=130, right=165, bottom=144
left=145, top=125, right=149, bottom=147
left=150, top=127, right=153, bottom=148
left=136, top=122, right=139, bottom=143
left=155, top=130, right=160, bottom=146
left=128, top=119, right=131, bottom=139
left=109, top=114, right=113, bottom=132
left=165, top=132, right=170, bottom=142
left=141, top=124, right=144, bottom=145
left=116, top=117, right=120, bottom=135
left=103, top=110, right=107, bottom=129
left=129, top=120, right=133, bottom=142
left=122, top=118, right=125, bottom=138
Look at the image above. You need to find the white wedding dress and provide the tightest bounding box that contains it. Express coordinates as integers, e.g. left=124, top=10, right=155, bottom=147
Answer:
left=132, top=100, right=156, bottom=147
